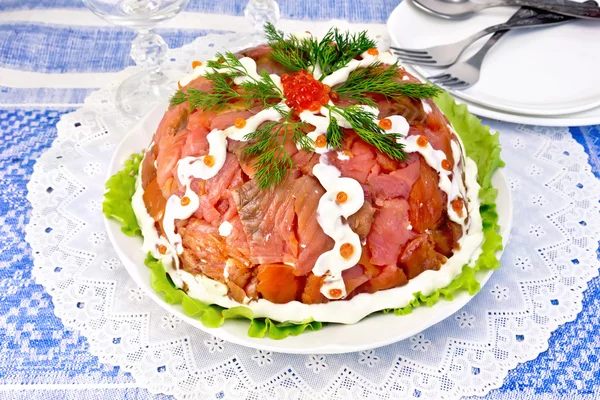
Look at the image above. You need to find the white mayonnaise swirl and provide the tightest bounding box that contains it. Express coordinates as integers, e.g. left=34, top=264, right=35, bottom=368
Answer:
left=312, top=157, right=364, bottom=299
left=321, top=50, right=398, bottom=87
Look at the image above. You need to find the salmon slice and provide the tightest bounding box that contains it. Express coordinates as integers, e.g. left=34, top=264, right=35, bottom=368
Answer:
left=156, top=130, right=188, bottom=193
left=223, top=214, right=251, bottom=262
left=367, top=198, right=415, bottom=266
left=239, top=44, right=272, bottom=60
left=153, top=103, right=189, bottom=146
left=257, top=263, right=301, bottom=304
left=343, top=265, right=369, bottom=295
left=293, top=175, right=334, bottom=276
left=399, top=234, right=446, bottom=279
left=240, top=44, right=290, bottom=76
left=188, top=108, right=216, bottom=130
left=227, top=281, right=247, bottom=303
left=210, top=106, right=262, bottom=131
left=368, top=156, right=420, bottom=202
left=348, top=200, right=375, bottom=240
left=428, top=218, right=463, bottom=257
left=232, top=174, right=298, bottom=265
left=364, top=264, right=408, bottom=293
left=245, top=273, right=259, bottom=300
left=408, top=156, right=447, bottom=233
left=185, top=76, right=214, bottom=92
left=181, top=125, right=211, bottom=158
left=375, top=151, right=400, bottom=173
left=328, top=140, right=377, bottom=184
left=142, top=178, right=166, bottom=223
left=141, top=146, right=157, bottom=189
left=358, top=245, right=380, bottom=278
left=228, top=140, right=257, bottom=178
left=301, top=273, right=327, bottom=304
left=192, top=154, right=244, bottom=225
left=376, top=93, right=427, bottom=125
left=224, top=258, right=252, bottom=303
left=179, top=219, right=226, bottom=280
left=292, top=150, right=320, bottom=176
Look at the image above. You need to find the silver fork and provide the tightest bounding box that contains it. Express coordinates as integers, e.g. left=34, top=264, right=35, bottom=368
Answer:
left=391, top=9, right=573, bottom=68
left=426, top=2, right=594, bottom=90
left=425, top=30, right=505, bottom=90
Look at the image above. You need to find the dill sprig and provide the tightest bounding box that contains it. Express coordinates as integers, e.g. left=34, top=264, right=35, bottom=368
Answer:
left=206, top=51, right=247, bottom=75
left=170, top=54, right=283, bottom=110
left=265, top=23, right=313, bottom=72
left=326, top=110, right=344, bottom=149
left=327, top=105, right=407, bottom=161
left=318, top=29, right=376, bottom=77
left=264, top=22, right=376, bottom=79
left=243, top=109, right=312, bottom=188
left=170, top=71, right=241, bottom=110
left=334, top=62, right=443, bottom=106
left=239, top=70, right=284, bottom=108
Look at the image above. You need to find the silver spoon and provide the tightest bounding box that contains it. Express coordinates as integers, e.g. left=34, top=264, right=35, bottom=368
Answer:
left=411, top=0, right=600, bottom=19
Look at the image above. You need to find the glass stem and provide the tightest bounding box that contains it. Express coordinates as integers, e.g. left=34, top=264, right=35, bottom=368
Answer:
left=130, top=29, right=168, bottom=77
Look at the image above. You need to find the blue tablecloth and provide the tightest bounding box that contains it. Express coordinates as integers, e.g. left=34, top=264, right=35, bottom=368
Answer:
left=0, top=1, right=599, bottom=398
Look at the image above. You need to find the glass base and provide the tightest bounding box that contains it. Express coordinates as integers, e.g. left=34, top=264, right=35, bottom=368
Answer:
left=116, top=70, right=175, bottom=118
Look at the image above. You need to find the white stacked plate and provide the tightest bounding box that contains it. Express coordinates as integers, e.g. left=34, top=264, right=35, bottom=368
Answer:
left=387, top=0, right=600, bottom=126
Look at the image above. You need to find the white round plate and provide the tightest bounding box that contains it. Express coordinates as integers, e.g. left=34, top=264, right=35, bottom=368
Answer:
left=449, top=94, right=600, bottom=127
left=387, top=0, right=600, bottom=118
left=405, top=65, right=600, bottom=126
left=104, top=103, right=512, bottom=354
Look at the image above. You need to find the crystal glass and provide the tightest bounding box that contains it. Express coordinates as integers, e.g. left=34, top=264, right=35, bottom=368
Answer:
left=81, top=0, right=190, bottom=117
left=244, top=0, right=280, bottom=34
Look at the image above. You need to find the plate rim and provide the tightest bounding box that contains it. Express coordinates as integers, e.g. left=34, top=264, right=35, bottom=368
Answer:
left=103, top=102, right=512, bottom=355
left=386, top=0, right=600, bottom=119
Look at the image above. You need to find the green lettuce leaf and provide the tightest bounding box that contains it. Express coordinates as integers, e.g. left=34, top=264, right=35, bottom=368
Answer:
left=102, top=153, right=143, bottom=237
left=102, top=91, right=504, bottom=338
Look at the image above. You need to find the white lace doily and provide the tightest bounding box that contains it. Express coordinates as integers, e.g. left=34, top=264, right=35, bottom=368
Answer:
left=26, top=32, right=600, bottom=399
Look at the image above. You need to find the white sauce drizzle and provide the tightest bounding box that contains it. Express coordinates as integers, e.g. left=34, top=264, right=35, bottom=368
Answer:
left=132, top=44, right=485, bottom=322
left=224, top=104, right=288, bottom=141
left=179, top=56, right=283, bottom=89
left=131, top=159, right=183, bottom=287
left=218, top=221, right=233, bottom=237
left=321, top=50, right=398, bottom=86
left=312, top=157, right=364, bottom=299
left=422, top=100, right=433, bottom=114
left=337, top=151, right=350, bottom=161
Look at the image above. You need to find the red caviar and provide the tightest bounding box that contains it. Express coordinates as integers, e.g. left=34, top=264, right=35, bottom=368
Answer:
left=378, top=118, right=392, bottom=130
left=451, top=199, right=464, bottom=217
left=281, top=69, right=330, bottom=112
left=191, top=60, right=202, bottom=69
left=340, top=243, right=354, bottom=259
left=234, top=117, right=247, bottom=128
left=180, top=196, right=191, bottom=206
left=336, top=191, right=348, bottom=204
left=367, top=48, right=379, bottom=56
left=329, top=288, right=343, bottom=299
left=157, top=245, right=167, bottom=255
left=204, top=155, right=215, bottom=167
left=441, top=159, right=452, bottom=171
left=417, top=135, right=428, bottom=147
left=315, top=134, right=327, bottom=148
